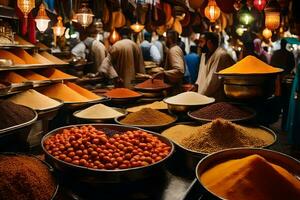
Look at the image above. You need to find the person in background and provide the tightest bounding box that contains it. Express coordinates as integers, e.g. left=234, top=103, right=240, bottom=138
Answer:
left=239, top=40, right=268, bottom=63
left=153, top=34, right=165, bottom=63
left=71, top=30, right=106, bottom=73
left=99, top=30, right=145, bottom=88
left=254, top=38, right=270, bottom=63
left=196, top=32, right=235, bottom=101
left=271, top=39, right=296, bottom=129
left=185, top=45, right=200, bottom=84
left=140, top=31, right=161, bottom=64
left=152, top=30, right=185, bottom=93
left=271, top=39, right=295, bottom=75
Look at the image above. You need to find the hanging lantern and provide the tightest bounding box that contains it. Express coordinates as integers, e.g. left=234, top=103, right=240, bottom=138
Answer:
left=262, top=28, right=272, bottom=39
left=253, top=0, right=267, bottom=11
left=233, top=0, right=242, bottom=11
left=236, top=26, right=247, bottom=36
left=130, top=22, right=144, bottom=33
left=76, top=2, right=94, bottom=28
left=204, top=0, right=221, bottom=23
left=264, top=0, right=281, bottom=30
left=239, top=6, right=254, bottom=26
left=265, top=12, right=280, bottom=30
left=35, top=3, right=50, bottom=33
left=52, top=16, right=66, bottom=37
left=109, top=29, right=121, bottom=44
left=17, top=0, right=35, bottom=19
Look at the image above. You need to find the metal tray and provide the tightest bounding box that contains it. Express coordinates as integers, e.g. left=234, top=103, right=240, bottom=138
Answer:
left=0, top=81, right=11, bottom=95
left=134, top=84, right=172, bottom=92
left=73, top=107, right=127, bottom=123
left=50, top=77, right=78, bottom=83
left=115, top=114, right=177, bottom=131
left=106, top=93, right=143, bottom=105
left=0, top=152, right=59, bottom=200
left=30, top=80, right=52, bottom=88
left=187, top=105, right=257, bottom=123
left=63, top=96, right=110, bottom=110
left=195, top=148, right=300, bottom=200
left=9, top=82, right=33, bottom=92
left=41, top=124, right=174, bottom=184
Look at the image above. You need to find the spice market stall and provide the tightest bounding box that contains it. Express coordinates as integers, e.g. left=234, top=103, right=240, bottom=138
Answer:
left=0, top=0, right=300, bottom=200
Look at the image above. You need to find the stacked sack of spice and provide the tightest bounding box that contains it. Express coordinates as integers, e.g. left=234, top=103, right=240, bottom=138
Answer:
left=162, top=119, right=275, bottom=154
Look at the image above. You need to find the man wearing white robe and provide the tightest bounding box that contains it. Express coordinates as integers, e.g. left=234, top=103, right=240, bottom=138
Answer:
left=196, top=32, right=235, bottom=101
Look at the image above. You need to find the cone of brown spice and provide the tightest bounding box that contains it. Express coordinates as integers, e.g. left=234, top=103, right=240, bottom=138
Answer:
left=120, top=108, right=175, bottom=125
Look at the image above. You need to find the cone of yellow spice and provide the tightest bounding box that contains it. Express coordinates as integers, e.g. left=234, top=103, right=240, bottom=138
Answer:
left=219, top=56, right=283, bottom=74
left=200, top=154, right=300, bottom=200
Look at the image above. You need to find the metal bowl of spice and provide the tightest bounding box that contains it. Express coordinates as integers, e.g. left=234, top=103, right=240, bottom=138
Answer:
left=115, top=108, right=177, bottom=131
left=196, top=148, right=300, bottom=200
left=73, top=104, right=128, bottom=123
left=41, top=124, right=174, bottom=184
left=0, top=152, right=59, bottom=200
left=164, top=92, right=215, bottom=114
left=187, top=102, right=256, bottom=123
left=104, top=88, right=143, bottom=105
left=162, top=119, right=277, bottom=171
left=216, top=56, right=283, bottom=100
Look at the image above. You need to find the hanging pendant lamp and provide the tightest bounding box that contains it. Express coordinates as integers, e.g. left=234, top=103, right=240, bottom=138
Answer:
left=262, top=28, right=272, bottom=39
left=253, top=0, right=267, bottom=11
left=17, top=0, right=35, bottom=26
left=76, top=1, right=94, bottom=28
left=239, top=5, right=254, bottom=26
left=204, top=0, right=221, bottom=23
left=264, top=0, right=281, bottom=30
left=130, top=22, right=145, bottom=33
left=35, top=3, right=50, bottom=33
left=52, top=16, right=66, bottom=37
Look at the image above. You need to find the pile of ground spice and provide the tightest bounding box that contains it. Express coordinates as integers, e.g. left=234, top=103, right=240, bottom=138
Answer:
left=200, top=154, right=300, bottom=200
left=10, top=49, right=40, bottom=64
left=165, top=92, right=214, bottom=105
left=219, top=55, right=282, bottom=74
left=127, top=101, right=168, bottom=112
left=40, top=51, right=68, bottom=65
left=9, top=89, right=62, bottom=110
left=75, top=103, right=124, bottom=119
left=0, top=155, right=56, bottom=200
left=41, top=83, right=89, bottom=102
left=120, top=108, right=175, bottom=125
left=0, top=49, right=26, bottom=65
left=0, top=100, right=35, bottom=129
left=18, top=70, right=49, bottom=81
left=39, top=68, right=76, bottom=80
left=66, top=82, right=101, bottom=100
left=190, top=102, right=253, bottom=120
left=135, top=79, right=170, bottom=89
left=105, top=88, right=142, bottom=98
left=162, top=119, right=274, bottom=153
left=0, top=71, right=28, bottom=83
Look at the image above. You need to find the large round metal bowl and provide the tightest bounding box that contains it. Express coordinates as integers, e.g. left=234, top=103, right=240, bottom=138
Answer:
left=36, top=99, right=64, bottom=120
left=166, top=125, right=277, bottom=172
left=41, top=124, right=174, bottom=184
left=217, top=74, right=279, bottom=100
left=0, top=152, right=59, bottom=200
left=73, top=107, right=127, bottom=123
left=195, top=148, right=300, bottom=200
left=163, top=97, right=215, bottom=114
left=106, top=93, right=143, bottom=105
left=114, top=114, right=177, bottom=131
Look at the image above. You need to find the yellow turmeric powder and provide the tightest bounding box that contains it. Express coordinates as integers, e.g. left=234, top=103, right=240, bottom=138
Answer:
left=219, top=55, right=283, bottom=74
left=200, top=154, right=300, bottom=200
